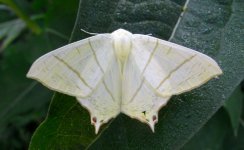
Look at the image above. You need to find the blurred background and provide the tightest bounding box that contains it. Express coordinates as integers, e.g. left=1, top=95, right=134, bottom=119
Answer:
left=0, top=0, right=243, bottom=149
left=0, top=0, right=79, bottom=149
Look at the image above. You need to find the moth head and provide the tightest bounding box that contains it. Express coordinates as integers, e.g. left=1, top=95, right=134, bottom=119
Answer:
left=111, top=29, right=133, bottom=63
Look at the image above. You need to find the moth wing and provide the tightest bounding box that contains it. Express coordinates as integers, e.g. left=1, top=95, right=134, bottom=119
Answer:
left=121, top=54, right=171, bottom=132
left=131, top=34, right=222, bottom=97
left=77, top=55, right=121, bottom=134
left=27, top=34, right=114, bottom=97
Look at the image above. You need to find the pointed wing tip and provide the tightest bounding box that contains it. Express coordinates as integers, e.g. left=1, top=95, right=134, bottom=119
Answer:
left=26, top=69, right=42, bottom=82
left=149, top=121, right=155, bottom=133
left=214, top=67, right=223, bottom=79
left=148, top=117, right=157, bottom=133
left=26, top=71, right=37, bottom=81
left=219, top=68, right=223, bottom=75
left=26, top=71, right=32, bottom=78
left=94, top=122, right=101, bottom=134
left=26, top=64, right=37, bottom=79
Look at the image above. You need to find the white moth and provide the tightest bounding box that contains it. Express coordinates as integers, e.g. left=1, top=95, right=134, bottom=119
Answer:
left=27, top=29, right=222, bottom=134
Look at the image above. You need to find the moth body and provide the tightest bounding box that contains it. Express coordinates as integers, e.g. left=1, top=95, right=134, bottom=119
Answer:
left=111, top=29, right=132, bottom=65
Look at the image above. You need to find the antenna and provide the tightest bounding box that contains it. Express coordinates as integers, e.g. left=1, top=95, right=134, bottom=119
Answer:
left=80, top=28, right=99, bottom=35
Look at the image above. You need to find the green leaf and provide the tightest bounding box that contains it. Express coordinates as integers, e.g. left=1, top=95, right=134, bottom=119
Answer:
left=29, top=94, right=97, bottom=150
left=0, top=0, right=78, bottom=149
left=0, top=0, right=42, bottom=34
left=223, top=91, right=244, bottom=150
left=30, top=0, right=244, bottom=149
left=183, top=82, right=244, bottom=150
left=0, top=4, right=16, bottom=22
left=0, top=18, right=26, bottom=52
left=182, top=108, right=230, bottom=150
left=224, top=85, right=244, bottom=136
left=0, top=32, right=53, bottom=150
left=223, top=125, right=244, bottom=150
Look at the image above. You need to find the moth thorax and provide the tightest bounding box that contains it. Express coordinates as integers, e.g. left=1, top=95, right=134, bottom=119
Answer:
left=112, top=29, right=132, bottom=63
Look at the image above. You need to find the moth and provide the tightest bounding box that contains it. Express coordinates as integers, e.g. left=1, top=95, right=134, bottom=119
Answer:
left=27, top=29, right=222, bottom=134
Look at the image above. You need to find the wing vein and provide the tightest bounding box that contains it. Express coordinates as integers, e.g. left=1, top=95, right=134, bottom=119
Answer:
left=156, top=54, right=197, bottom=89
left=75, top=48, right=81, bottom=55
left=127, top=78, right=145, bottom=104
left=141, top=39, right=159, bottom=74
left=53, top=55, right=92, bottom=90
left=88, top=38, right=105, bottom=73
left=103, top=81, right=116, bottom=102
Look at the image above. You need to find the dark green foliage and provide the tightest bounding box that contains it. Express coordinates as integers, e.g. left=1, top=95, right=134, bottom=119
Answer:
left=0, top=0, right=78, bottom=149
